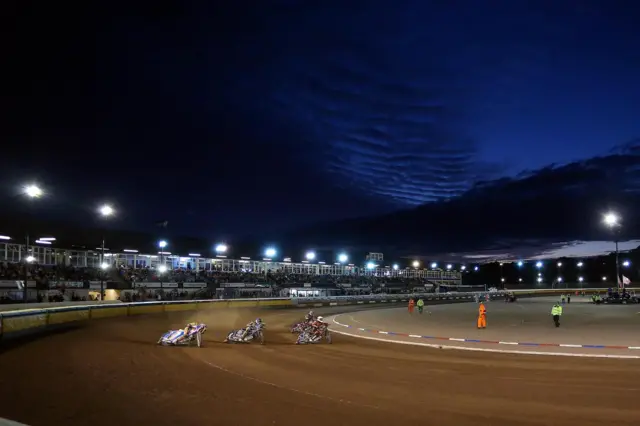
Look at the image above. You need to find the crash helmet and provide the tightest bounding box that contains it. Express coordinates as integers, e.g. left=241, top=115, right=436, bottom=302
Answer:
left=316, top=316, right=324, bottom=322
left=255, top=318, right=262, bottom=324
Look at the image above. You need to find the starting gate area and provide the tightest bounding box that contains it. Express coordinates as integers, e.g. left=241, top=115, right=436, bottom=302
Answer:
left=0, top=241, right=462, bottom=284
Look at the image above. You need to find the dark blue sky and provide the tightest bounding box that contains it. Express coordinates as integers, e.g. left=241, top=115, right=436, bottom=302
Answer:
left=3, top=0, right=640, bottom=256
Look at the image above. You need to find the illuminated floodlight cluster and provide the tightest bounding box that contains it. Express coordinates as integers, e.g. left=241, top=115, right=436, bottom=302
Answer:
left=264, top=247, right=276, bottom=258
left=24, top=184, right=43, bottom=198
left=603, top=212, right=620, bottom=228
left=99, top=204, right=114, bottom=217
left=338, top=253, right=348, bottom=263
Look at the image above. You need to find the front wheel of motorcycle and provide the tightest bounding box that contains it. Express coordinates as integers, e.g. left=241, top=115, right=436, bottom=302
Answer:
left=325, top=332, right=332, bottom=344
left=257, top=332, right=265, bottom=345
left=196, top=331, right=202, bottom=348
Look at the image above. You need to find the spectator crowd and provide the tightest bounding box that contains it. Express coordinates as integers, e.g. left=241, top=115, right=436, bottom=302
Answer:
left=0, top=260, right=441, bottom=304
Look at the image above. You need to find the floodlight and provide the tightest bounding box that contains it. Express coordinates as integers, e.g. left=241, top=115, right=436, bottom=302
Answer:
left=99, top=204, right=114, bottom=217
left=24, top=185, right=43, bottom=198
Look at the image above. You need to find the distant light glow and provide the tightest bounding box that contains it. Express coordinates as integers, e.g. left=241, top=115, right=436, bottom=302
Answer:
left=123, top=249, right=138, bottom=253
left=188, top=253, right=201, bottom=257
left=215, top=244, right=228, bottom=253
left=578, top=276, right=584, bottom=282
left=430, top=262, right=437, bottom=269
left=460, top=265, right=466, bottom=271
left=99, top=204, right=114, bottom=217
left=501, top=278, right=505, bottom=282
left=24, top=184, right=43, bottom=198
left=518, top=278, right=522, bottom=282
left=35, top=240, right=51, bottom=245
left=537, top=277, right=542, bottom=283
left=305, top=251, right=316, bottom=261
left=603, top=212, right=620, bottom=227
left=577, top=261, right=583, bottom=267
left=623, top=260, right=630, bottom=267
left=265, top=247, right=276, bottom=258
left=557, top=277, right=563, bottom=282
left=446, top=264, right=452, bottom=270
left=158, top=240, right=168, bottom=249
left=392, top=264, right=399, bottom=270
left=366, top=262, right=376, bottom=269
left=338, top=253, right=348, bottom=263
left=556, top=262, right=562, bottom=267
left=602, top=276, right=607, bottom=281
left=39, top=237, right=55, bottom=241
left=158, top=265, right=168, bottom=273
left=26, top=256, right=35, bottom=263
left=535, top=261, right=543, bottom=268
left=0, top=235, right=10, bottom=240
left=474, top=266, right=479, bottom=271
left=101, top=263, right=109, bottom=270
left=517, top=261, right=523, bottom=267
left=412, top=260, right=419, bottom=268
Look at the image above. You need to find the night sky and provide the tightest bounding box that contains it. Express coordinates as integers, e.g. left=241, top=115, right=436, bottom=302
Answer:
left=4, top=1, right=640, bottom=259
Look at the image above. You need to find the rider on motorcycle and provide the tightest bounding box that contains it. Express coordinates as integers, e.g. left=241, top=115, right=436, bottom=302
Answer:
left=176, top=322, right=198, bottom=343
left=309, top=316, right=327, bottom=339
left=239, top=318, right=262, bottom=341
left=304, top=310, right=315, bottom=322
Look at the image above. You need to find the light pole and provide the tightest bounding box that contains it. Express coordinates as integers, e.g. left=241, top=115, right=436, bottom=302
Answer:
left=603, top=212, right=621, bottom=288
left=158, top=240, right=168, bottom=293
left=23, top=184, right=43, bottom=303
left=98, top=204, right=114, bottom=301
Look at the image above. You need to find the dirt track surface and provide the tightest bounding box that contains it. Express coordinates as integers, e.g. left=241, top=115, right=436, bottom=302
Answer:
left=1, top=304, right=640, bottom=426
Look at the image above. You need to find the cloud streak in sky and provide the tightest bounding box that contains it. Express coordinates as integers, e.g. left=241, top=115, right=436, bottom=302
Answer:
left=292, top=142, right=640, bottom=259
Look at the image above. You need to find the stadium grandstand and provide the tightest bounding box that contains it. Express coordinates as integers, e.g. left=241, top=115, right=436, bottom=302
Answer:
left=0, top=239, right=463, bottom=304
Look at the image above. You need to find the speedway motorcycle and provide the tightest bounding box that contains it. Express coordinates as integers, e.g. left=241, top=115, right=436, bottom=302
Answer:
left=225, top=322, right=266, bottom=344
left=295, top=324, right=332, bottom=345
left=157, top=323, right=207, bottom=347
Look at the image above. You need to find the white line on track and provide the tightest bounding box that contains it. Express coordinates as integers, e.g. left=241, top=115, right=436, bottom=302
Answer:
left=200, top=359, right=381, bottom=410
left=326, top=315, right=640, bottom=360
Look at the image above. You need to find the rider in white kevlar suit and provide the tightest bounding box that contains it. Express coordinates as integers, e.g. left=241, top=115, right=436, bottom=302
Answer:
left=239, top=318, right=262, bottom=340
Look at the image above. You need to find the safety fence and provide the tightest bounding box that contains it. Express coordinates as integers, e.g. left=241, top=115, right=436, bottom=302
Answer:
left=0, top=287, right=632, bottom=342
left=292, top=287, right=626, bottom=306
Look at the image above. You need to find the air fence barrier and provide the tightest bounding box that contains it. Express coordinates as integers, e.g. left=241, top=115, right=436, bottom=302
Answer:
left=0, top=287, right=627, bottom=342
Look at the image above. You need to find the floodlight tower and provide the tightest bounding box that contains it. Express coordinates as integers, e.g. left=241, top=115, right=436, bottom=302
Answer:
left=603, top=212, right=621, bottom=287
left=22, top=184, right=43, bottom=303
left=98, top=204, right=114, bottom=301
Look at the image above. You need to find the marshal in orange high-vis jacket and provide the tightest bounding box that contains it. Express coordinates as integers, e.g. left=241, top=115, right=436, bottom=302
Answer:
left=477, top=302, right=487, bottom=329
left=408, top=298, right=415, bottom=314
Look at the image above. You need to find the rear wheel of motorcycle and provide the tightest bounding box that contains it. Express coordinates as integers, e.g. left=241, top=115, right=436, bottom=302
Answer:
left=326, top=332, right=332, bottom=344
